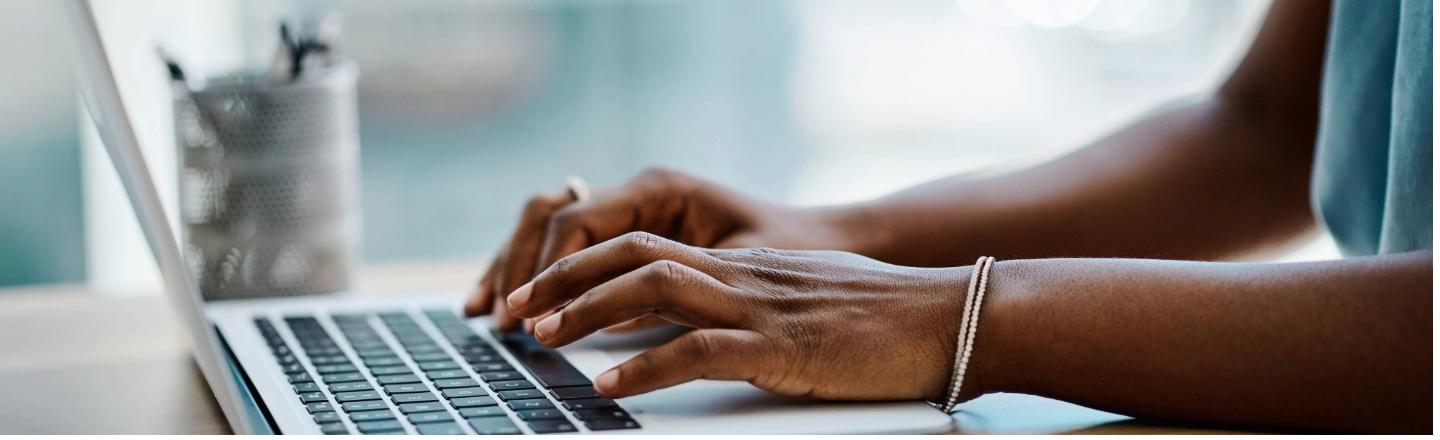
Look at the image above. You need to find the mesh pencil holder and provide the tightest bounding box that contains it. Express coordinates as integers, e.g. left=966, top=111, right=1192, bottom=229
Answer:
left=174, top=63, right=361, bottom=300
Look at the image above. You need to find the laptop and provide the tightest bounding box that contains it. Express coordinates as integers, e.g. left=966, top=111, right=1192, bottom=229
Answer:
left=64, top=0, right=956, bottom=434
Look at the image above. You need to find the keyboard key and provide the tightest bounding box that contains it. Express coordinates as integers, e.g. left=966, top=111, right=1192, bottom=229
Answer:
left=314, top=364, right=358, bottom=374
left=585, top=418, right=641, bottom=431
left=299, top=392, right=328, bottom=403
left=322, top=373, right=365, bottom=384
left=506, top=399, right=555, bottom=411
left=293, top=382, right=321, bottom=393
left=449, top=396, right=499, bottom=408
left=464, top=353, right=504, bottom=364
left=329, top=382, right=374, bottom=393
left=370, top=366, right=413, bottom=376
left=349, top=410, right=397, bottom=421
left=415, top=421, right=465, bottom=435
left=310, top=355, right=352, bottom=365
left=472, top=363, right=515, bottom=373
left=528, top=419, right=578, bottom=434
left=488, top=379, right=534, bottom=391
left=306, top=402, right=335, bottom=413
left=391, top=392, right=439, bottom=404
left=354, top=419, right=404, bottom=433
left=425, top=369, right=468, bottom=380
left=562, top=398, right=618, bottom=411
left=280, top=363, right=307, bottom=374
left=314, top=411, right=343, bottom=423
left=356, top=349, right=395, bottom=358
left=456, top=345, right=496, bottom=355
left=409, top=352, right=452, bottom=362
left=288, top=372, right=313, bottom=384
left=496, top=331, right=593, bottom=388
left=398, top=402, right=447, bottom=414
left=341, top=401, right=389, bottom=412
left=418, top=361, right=460, bottom=371
left=319, top=421, right=348, bottom=435
left=350, top=341, right=391, bottom=351
left=405, top=345, right=445, bottom=354
left=364, top=357, right=405, bottom=367
left=497, top=389, right=546, bottom=401
left=307, top=347, right=345, bottom=357
left=376, top=374, right=421, bottom=385
left=457, top=406, right=507, bottom=418
left=383, top=383, right=429, bottom=395
left=335, top=390, right=383, bottom=403
left=571, top=408, right=631, bottom=421
left=549, top=386, right=600, bottom=401
left=468, top=417, right=522, bottom=435
left=441, top=387, right=488, bottom=399
left=515, top=409, right=564, bottom=421
left=432, top=378, right=480, bottom=389
left=407, top=411, right=454, bottom=424
left=479, top=371, right=524, bottom=382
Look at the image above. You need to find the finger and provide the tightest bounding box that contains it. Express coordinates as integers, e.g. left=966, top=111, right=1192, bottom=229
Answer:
left=603, top=315, right=669, bottom=333
left=464, top=253, right=505, bottom=316
left=498, top=190, right=573, bottom=297
left=525, top=308, right=561, bottom=337
left=490, top=249, right=524, bottom=330
left=530, top=186, right=635, bottom=278
left=506, top=231, right=716, bottom=318
left=530, top=260, right=742, bottom=347
left=594, top=329, right=766, bottom=399
left=493, top=295, right=521, bottom=331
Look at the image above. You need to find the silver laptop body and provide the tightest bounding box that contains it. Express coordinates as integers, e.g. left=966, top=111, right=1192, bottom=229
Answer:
left=65, top=0, right=955, bottom=434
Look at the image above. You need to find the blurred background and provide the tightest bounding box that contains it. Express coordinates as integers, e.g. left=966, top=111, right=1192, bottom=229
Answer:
left=0, top=0, right=1338, bottom=293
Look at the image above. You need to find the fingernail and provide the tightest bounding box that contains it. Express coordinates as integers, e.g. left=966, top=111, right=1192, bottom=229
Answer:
left=534, top=313, right=561, bottom=340
left=507, top=282, right=533, bottom=310
left=595, top=369, right=619, bottom=394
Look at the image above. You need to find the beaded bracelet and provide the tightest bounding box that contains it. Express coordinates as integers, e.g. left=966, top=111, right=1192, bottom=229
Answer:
left=936, top=256, right=995, bottom=413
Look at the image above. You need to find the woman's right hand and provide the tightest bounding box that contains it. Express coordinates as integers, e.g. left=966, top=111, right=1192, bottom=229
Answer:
left=463, top=167, right=861, bottom=332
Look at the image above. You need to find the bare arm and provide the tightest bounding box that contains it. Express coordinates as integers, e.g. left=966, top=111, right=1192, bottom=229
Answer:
left=501, top=233, right=1431, bottom=433
left=971, top=250, right=1432, bottom=433
left=829, top=0, right=1332, bottom=266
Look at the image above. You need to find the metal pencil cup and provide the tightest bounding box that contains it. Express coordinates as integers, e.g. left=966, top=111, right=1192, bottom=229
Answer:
left=175, top=63, right=361, bottom=300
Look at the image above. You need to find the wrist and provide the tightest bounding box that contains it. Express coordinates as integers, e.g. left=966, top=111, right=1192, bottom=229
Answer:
left=933, top=259, right=1025, bottom=405
left=812, top=202, right=895, bottom=259
left=961, top=259, right=1026, bottom=400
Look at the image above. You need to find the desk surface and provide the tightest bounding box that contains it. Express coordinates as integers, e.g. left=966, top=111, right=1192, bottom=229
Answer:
left=0, top=259, right=1253, bottom=435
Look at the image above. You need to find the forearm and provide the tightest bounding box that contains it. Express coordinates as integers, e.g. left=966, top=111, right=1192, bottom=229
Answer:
left=821, top=95, right=1318, bottom=267
left=971, top=251, right=1431, bottom=433
left=818, top=0, right=1330, bottom=268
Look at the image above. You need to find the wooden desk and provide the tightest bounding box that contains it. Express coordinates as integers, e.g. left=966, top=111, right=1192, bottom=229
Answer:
left=0, top=259, right=1250, bottom=435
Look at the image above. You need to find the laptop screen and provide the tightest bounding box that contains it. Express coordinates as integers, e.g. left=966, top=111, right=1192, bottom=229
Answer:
left=63, top=0, right=258, bottom=433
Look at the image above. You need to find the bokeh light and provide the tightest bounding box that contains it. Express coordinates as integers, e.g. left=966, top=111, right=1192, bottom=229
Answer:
left=1076, top=0, right=1149, bottom=31
left=1006, top=0, right=1100, bottom=27
left=958, top=0, right=1189, bottom=34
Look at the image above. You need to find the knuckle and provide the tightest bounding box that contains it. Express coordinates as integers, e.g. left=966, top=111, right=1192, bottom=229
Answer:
left=523, top=192, right=562, bottom=217
left=637, top=165, right=685, bottom=183
left=547, top=208, right=579, bottom=232
left=621, top=231, right=663, bottom=256
left=549, top=255, right=576, bottom=284
left=750, top=247, right=781, bottom=256
left=642, top=260, right=685, bottom=287
left=682, top=332, right=720, bottom=360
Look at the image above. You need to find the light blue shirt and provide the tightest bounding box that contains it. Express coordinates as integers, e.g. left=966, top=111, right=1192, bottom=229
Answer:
left=1313, top=0, right=1433, bottom=256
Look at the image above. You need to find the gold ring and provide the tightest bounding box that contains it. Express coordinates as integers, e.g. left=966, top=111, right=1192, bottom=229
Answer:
left=564, top=175, right=591, bottom=202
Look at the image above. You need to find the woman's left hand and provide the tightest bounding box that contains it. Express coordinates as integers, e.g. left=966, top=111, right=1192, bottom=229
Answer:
left=503, top=231, right=976, bottom=401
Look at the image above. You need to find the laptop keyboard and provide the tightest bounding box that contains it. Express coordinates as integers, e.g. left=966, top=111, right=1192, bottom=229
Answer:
left=253, top=310, right=640, bottom=435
